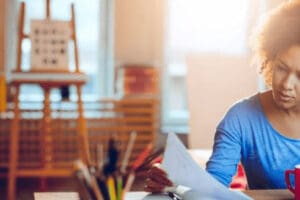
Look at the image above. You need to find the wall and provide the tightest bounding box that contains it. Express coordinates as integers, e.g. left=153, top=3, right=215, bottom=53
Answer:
left=186, top=54, right=258, bottom=149
left=113, top=0, right=261, bottom=149
left=0, top=0, right=8, bottom=112
left=0, top=0, right=6, bottom=73
left=185, top=0, right=285, bottom=149
left=266, top=0, right=285, bottom=9
left=114, top=0, right=164, bottom=68
left=2, top=0, right=283, bottom=148
left=1, top=0, right=18, bottom=73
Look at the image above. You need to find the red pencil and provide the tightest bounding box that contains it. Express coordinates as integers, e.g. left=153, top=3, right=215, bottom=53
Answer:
left=131, top=143, right=153, bottom=170
left=135, top=147, right=164, bottom=172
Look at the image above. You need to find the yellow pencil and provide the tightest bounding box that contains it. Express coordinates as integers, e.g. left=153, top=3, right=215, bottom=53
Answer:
left=107, top=176, right=117, bottom=200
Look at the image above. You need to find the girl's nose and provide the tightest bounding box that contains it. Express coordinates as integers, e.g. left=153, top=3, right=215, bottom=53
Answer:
left=282, top=75, right=295, bottom=90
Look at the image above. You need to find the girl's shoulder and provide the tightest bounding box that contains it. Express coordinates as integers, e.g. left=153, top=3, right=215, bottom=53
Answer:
left=226, top=93, right=262, bottom=116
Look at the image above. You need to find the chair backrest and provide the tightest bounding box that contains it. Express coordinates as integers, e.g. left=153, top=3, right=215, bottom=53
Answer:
left=0, top=98, right=159, bottom=170
left=88, top=97, right=160, bottom=169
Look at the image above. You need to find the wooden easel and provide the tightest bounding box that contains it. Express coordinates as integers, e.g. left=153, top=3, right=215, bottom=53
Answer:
left=8, top=1, right=91, bottom=199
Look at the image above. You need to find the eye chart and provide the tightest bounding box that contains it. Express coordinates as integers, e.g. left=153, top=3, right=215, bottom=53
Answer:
left=30, top=19, right=71, bottom=72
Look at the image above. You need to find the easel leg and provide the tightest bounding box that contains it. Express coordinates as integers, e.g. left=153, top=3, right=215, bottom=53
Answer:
left=76, top=84, right=91, bottom=165
left=8, top=85, right=20, bottom=200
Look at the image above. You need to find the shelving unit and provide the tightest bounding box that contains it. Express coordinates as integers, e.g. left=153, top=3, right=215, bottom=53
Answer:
left=115, top=64, right=159, bottom=97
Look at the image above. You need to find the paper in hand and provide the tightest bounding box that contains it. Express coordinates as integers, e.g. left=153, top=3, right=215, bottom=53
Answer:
left=160, top=133, right=252, bottom=200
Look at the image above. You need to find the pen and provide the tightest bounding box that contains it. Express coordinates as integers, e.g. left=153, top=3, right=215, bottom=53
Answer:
left=103, top=137, right=119, bottom=176
left=96, top=176, right=110, bottom=200
left=164, top=185, right=191, bottom=200
left=74, top=167, right=96, bottom=200
left=167, top=192, right=183, bottom=200
left=74, top=160, right=104, bottom=200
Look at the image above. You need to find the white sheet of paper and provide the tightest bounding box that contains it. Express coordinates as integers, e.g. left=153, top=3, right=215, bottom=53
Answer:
left=34, top=192, right=80, bottom=200
left=160, top=133, right=252, bottom=200
left=125, top=191, right=149, bottom=199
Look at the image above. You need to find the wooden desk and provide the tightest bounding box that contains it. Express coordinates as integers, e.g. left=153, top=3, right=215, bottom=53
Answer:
left=244, top=189, right=293, bottom=200
left=124, top=190, right=294, bottom=200
left=32, top=190, right=294, bottom=200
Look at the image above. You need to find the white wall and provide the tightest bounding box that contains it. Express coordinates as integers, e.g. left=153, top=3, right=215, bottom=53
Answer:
left=183, top=0, right=284, bottom=148
left=0, top=0, right=6, bottom=73
left=114, top=0, right=282, bottom=149
left=186, top=54, right=258, bottom=149
left=114, top=0, right=165, bottom=68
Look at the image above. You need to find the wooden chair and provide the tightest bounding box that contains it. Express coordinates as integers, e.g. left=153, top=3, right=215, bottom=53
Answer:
left=87, top=97, right=160, bottom=170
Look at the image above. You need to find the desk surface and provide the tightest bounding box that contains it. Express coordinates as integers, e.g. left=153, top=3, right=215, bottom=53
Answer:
left=244, top=189, right=293, bottom=200
left=125, top=189, right=294, bottom=200
left=33, top=190, right=294, bottom=200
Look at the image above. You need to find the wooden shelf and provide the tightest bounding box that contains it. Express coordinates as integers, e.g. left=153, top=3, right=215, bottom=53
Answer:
left=16, top=169, right=74, bottom=177
left=8, top=72, right=88, bottom=86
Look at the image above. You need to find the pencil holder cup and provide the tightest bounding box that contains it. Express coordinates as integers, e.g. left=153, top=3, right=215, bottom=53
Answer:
left=95, top=172, right=135, bottom=200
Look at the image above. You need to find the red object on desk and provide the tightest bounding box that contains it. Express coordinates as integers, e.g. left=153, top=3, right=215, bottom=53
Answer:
left=230, top=164, right=247, bottom=189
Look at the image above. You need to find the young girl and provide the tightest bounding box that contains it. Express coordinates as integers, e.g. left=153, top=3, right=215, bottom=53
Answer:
left=145, top=0, right=300, bottom=191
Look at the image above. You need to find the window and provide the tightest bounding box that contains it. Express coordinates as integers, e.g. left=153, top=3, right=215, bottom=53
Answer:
left=162, top=0, right=265, bottom=133
left=13, top=0, right=113, bottom=101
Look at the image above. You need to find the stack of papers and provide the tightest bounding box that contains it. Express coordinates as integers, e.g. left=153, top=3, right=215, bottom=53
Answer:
left=144, top=133, right=252, bottom=200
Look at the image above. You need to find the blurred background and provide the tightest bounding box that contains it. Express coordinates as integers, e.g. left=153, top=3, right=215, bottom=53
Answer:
left=0, top=0, right=287, bottom=199
left=2, top=0, right=285, bottom=148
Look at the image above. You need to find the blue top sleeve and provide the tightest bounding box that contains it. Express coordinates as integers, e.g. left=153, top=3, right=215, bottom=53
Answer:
left=205, top=93, right=300, bottom=189
left=206, top=103, right=243, bottom=187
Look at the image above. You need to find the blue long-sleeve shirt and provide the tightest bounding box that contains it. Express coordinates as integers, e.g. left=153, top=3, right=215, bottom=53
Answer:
left=206, top=93, right=300, bottom=189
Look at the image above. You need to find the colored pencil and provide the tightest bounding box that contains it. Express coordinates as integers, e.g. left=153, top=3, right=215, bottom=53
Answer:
left=107, top=176, right=117, bottom=200
left=120, top=131, right=137, bottom=173
left=131, top=143, right=153, bottom=170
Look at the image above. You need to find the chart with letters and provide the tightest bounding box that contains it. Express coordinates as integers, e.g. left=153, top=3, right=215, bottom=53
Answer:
left=30, top=19, right=71, bottom=72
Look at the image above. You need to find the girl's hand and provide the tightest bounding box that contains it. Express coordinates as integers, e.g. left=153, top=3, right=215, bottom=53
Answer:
left=144, top=164, right=173, bottom=193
